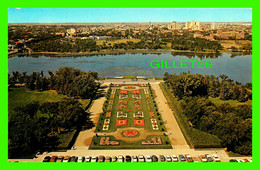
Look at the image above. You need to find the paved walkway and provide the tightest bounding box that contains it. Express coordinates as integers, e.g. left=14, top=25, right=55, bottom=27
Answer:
left=151, top=83, right=189, bottom=149
left=73, top=83, right=109, bottom=148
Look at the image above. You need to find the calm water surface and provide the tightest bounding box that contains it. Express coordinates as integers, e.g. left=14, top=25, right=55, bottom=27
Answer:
left=8, top=52, right=252, bottom=83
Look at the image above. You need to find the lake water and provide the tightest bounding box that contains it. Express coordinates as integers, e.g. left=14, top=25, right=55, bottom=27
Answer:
left=8, top=52, right=252, bottom=83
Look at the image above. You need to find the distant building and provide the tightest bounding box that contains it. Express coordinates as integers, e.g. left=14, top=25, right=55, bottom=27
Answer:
left=185, top=20, right=201, bottom=30
left=216, top=30, right=245, bottom=39
left=66, top=28, right=76, bottom=36
left=167, top=21, right=182, bottom=30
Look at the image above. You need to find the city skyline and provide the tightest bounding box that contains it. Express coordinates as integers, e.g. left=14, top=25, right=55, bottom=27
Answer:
left=8, top=8, right=252, bottom=23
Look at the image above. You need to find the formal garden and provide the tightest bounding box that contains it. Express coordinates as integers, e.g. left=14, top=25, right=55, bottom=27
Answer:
left=90, top=83, right=172, bottom=149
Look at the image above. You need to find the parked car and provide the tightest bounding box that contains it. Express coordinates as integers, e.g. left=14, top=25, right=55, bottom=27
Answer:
left=243, top=159, right=250, bottom=162
left=205, top=154, right=213, bottom=162
left=146, top=155, right=152, bottom=162
left=172, top=155, right=178, bottom=162
left=50, top=156, right=57, bottom=162
left=85, top=156, right=91, bottom=162
left=77, top=156, right=85, bottom=162
left=179, top=155, right=186, bottom=162
left=166, top=155, right=172, bottom=162
left=91, top=156, right=97, bottom=162
left=118, top=155, right=124, bottom=162
left=185, top=154, right=193, bottom=162
left=132, top=155, right=138, bottom=162
left=125, top=155, right=131, bottom=162
left=62, top=156, right=71, bottom=162
left=56, top=156, right=64, bottom=162
left=138, top=155, right=145, bottom=162
left=105, top=156, right=111, bottom=162
left=42, top=156, right=51, bottom=162
left=151, top=155, right=158, bottom=162
left=112, top=156, right=117, bottom=162
left=212, top=154, right=220, bottom=162
left=98, top=155, right=105, bottom=162
left=199, top=155, right=208, bottom=162
left=193, top=157, right=200, bottom=162
left=159, top=155, right=165, bottom=162
left=70, top=156, right=78, bottom=162
left=229, top=159, right=238, bottom=162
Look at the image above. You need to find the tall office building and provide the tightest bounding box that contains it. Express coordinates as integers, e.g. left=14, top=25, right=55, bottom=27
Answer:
left=168, top=21, right=182, bottom=30
left=184, top=20, right=201, bottom=30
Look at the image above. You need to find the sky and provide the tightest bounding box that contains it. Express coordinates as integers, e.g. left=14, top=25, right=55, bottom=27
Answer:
left=8, top=8, right=252, bottom=23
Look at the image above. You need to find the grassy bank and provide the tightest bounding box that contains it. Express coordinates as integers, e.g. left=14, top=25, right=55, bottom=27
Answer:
left=159, top=82, right=222, bottom=148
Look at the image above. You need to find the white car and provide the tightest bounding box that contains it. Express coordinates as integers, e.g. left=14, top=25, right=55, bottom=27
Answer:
left=212, top=154, right=221, bottom=162
left=172, top=155, right=178, bottom=162
left=146, top=155, right=152, bottom=162
left=118, top=155, right=124, bottom=162
left=112, top=156, right=117, bottom=162
left=91, top=156, right=97, bottom=162
left=85, top=156, right=91, bottom=162
left=132, top=155, right=138, bottom=162
left=77, top=156, right=85, bottom=162
left=166, top=155, right=172, bottom=162
left=138, top=155, right=145, bottom=162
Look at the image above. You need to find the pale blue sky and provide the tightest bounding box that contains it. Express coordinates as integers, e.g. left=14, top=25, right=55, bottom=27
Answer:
left=8, top=8, right=252, bottom=23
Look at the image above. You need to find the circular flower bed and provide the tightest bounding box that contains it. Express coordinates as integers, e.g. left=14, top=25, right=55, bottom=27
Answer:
left=121, top=130, right=140, bottom=138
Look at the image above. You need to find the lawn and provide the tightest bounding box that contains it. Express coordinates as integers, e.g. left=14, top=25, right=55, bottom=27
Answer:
left=8, top=87, right=66, bottom=115
left=89, top=135, right=172, bottom=150
left=8, top=87, right=91, bottom=114
left=92, top=84, right=170, bottom=149
left=209, top=97, right=252, bottom=106
left=96, top=86, right=165, bottom=132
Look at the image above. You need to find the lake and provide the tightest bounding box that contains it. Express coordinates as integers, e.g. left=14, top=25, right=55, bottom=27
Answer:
left=8, top=52, right=252, bottom=83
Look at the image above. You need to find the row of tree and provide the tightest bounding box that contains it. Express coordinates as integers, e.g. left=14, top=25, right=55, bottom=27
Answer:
left=180, top=97, right=252, bottom=155
left=163, top=72, right=252, bottom=102
left=171, top=37, right=223, bottom=52
left=8, top=67, right=100, bottom=99
left=8, top=99, right=93, bottom=158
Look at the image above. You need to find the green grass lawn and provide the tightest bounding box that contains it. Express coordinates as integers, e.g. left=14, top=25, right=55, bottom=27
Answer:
left=8, top=87, right=91, bottom=115
left=96, top=87, right=165, bottom=132
left=209, top=97, right=252, bottom=106
left=8, top=87, right=67, bottom=115
left=89, top=135, right=172, bottom=150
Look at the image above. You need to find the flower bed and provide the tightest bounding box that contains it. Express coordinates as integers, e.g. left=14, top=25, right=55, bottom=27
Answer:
left=121, top=130, right=140, bottom=137
left=106, top=112, right=111, bottom=118
left=116, top=119, right=127, bottom=126
left=134, top=119, right=145, bottom=126
left=117, top=111, right=127, bottom=118
left=133, top=111, right=144, bottom=118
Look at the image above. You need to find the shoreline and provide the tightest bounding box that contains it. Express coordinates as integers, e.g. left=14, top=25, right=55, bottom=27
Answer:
left=8, top=49, right=247, bottom=58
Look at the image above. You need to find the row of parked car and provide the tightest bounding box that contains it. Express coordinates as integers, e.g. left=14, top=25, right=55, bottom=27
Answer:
left=229, top=159, right=252, bottom=162
left=42, top=154, right=221, bottom=162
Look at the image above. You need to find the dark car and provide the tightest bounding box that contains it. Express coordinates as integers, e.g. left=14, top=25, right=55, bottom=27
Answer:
left=70, top=156, right=78, bottom=162
left=151, top=155, right=158, bottom=162
left=42, top=156, right=51, bottom=162
left=159, top=155, right=165, bottom=162
left=230, top=159, right=238, bottom=162
left=50, top=156, right=57, bottom=162
left=125, top=155, right=132, bottom=162
left=179, top=155, right=186, bottom=162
